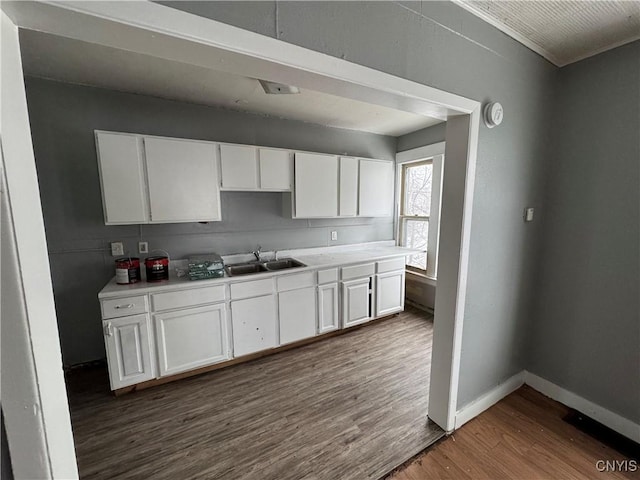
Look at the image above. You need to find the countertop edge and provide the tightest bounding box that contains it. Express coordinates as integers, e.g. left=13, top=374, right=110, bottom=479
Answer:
left=98, top=247, right=420, bottom=299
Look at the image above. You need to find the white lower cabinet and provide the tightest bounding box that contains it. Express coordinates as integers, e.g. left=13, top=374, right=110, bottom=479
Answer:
left=154, top=303, right=229, bottom=377
left=279, top=287, right=317, bottom=345
left=231, top=294, right=277, bottom=356
left=342, top=277, right=373, bottom=328
left=103, top=314, right=155, bottom=389
left=375, top=270, right=405, bottom=317
left=100, top=256, right=409, bottom=390
left=318, top=283, right=339, bottom=333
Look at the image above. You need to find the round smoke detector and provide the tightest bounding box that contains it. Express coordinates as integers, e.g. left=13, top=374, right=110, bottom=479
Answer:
left=483, top=102, right=504, bottom=129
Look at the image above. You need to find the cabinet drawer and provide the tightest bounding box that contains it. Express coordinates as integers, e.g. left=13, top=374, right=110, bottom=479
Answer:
left=151, top=285, right=226, bottom=312
left=101, top=295, right=148, bottom=319
left=277, top=271, right=316, bottom=292
left=317, top=268, right=338, bottom=285
left=230, top=278, right=274, bottom=300
left=376, top=257, right=406, bottom=274
left=341, top=263, right=375, bottom=281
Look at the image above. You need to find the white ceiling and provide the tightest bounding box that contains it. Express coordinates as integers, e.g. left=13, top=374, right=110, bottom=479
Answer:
left=18, top=29, right=442, bottom=137
left=455, top=0, right=640, bottom=66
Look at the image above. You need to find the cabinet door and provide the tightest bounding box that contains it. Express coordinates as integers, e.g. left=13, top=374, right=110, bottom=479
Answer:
left=359, top=159, right=394, bottom=217
left=342, top=277, right=372, bottom=328
left=154, top=304, right=229, bottom=377
left=220, top=144, right=259, bottom=189
left=375, top=270, right=405, bottom=317
left=95, top=132, right=148, bottom=224
left=279, top=287, right=316, bottom=345
left=231, top=295, right=277, bottom=356
left=144, top=137, right=221, bottom=222
left=318, top=283, right=339, bottom=333
left=294, top=152, right=338, bottom=217
left=103, top=314, right=155, bottom=390
left=259, top=149, right=293, bottom=191
left=339, top=156, right=358, bottom=216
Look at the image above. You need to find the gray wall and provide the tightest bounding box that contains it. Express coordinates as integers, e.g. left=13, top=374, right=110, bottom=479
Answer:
left=529, top=42, right=640, bottom=423
left=24, top=77, right=396, bottom=366
left=397, top=123, right=446, bottom=153
left=164, top=0, right=557, bottom=409
left=405, top=276, right=436, bottom=310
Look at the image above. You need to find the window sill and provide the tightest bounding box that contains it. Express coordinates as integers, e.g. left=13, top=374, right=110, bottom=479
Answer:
left=406, top=270, right=437, bottom=286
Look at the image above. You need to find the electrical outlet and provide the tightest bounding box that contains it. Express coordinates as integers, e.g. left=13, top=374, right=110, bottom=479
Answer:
left=331, top=231, right=338, bottom=241
left=524, top=207, right=535, bottom=222
left=110, top=242, right=124, bottom=257
left=138, top=242, right=149, bottom=254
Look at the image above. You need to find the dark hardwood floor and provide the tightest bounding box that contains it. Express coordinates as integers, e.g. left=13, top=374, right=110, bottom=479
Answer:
left=389, top=385, right=639, bottom=480
left=66, top=306, right=440, bottom=480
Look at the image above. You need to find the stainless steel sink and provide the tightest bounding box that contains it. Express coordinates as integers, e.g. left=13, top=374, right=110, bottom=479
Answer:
left=225, top=262, right=269, bottom=276
left=264, top=258, right=306, bottom=271
left=225, top=258, right=306, bottom=276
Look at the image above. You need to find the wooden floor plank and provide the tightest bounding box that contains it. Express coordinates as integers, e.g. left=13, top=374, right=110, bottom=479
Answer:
left=389, top=386, right=639, bottom=480
left=66, top=306, right=442, bottom=480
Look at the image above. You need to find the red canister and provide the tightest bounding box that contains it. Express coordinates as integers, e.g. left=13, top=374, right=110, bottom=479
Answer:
left=115, top=257, right=141, bottom=285
left=145, top=255, right=169, bottom=282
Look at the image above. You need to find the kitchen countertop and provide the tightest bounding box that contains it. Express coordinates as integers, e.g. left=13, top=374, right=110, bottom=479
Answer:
left=98, top=244, right=421, bottom=299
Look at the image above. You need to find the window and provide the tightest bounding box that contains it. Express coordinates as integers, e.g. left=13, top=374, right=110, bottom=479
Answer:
left=398, top=150, right=443, bottom=279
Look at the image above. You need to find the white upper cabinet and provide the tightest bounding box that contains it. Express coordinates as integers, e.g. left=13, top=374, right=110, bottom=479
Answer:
left=294, top=152, right=339, bottom=218
left=339, top=156, right=359, bottom=217
left=95, top=132, right=148, bottom=224
left=220, top=144, right=259, bottom=190
left=144, top=137, right=221, bottom=223
left=259, top=148, right=293, bottom=190
left=359, top=159, right=394, bottom=217
left=96, top=130, right=394, bottom=222
left=220, top=145, right=293, bottom=191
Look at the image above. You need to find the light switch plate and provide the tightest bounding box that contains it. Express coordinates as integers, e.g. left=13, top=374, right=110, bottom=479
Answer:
left=110, top=242, right=124, bottom=256
left=331, top=231, right=338, bottom=241
left=524, top=207, right=535, bottom=222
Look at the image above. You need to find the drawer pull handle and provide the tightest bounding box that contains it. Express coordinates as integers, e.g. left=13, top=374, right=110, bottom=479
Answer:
left=104, top=322, right=113, bottom=337
left=115, top=304, right=134, bottom=309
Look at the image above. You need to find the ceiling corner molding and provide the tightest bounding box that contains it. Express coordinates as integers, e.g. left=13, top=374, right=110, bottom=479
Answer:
left=451, top=0, right=563, bottom=67
left=557, top=32, right=640, bottom=67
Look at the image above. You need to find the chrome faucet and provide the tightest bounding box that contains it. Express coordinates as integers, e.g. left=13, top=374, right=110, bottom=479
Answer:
left=253, top=245, right=262, bottom=262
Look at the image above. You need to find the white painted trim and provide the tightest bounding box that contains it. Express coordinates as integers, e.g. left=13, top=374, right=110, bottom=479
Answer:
left=2, top=1, right=478, bottom=117
left=454, top=370, right=640, bottom=443
left=428, top=113, right=481, bottom=432
left=561, top=33, right=640, bottom=68
left=1, top=11, right=78, bottom=479
left=525, top=372, right=640, bottom=444
left=455, top=371, right=526, bottom=429
left=396, top=141, right=446, bottom=164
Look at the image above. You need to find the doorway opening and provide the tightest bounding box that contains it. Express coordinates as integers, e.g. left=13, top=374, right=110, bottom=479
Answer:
left=2, top=2, right=480, bottom=478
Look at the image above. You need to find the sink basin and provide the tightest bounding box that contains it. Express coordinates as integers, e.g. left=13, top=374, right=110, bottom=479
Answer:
left=225, top=262, right=269, bottom=276
left=264, top=258, right=306, bottom=271
left=225, top=258, right=306, bottom=276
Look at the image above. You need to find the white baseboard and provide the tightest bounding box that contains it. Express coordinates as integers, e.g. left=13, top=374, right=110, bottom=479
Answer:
left=524, top=371, right=640, bottom=444
left=455, top=370, right=525, bottom=429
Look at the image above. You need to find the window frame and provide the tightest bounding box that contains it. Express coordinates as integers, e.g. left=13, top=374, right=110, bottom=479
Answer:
left=396, top=142, right=445, bottom=280
left=399, top=160, right=432, bottom=274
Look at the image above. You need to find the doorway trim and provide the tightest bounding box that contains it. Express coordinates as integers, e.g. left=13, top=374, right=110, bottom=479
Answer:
left=1, top=2, right=480, bottom=475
